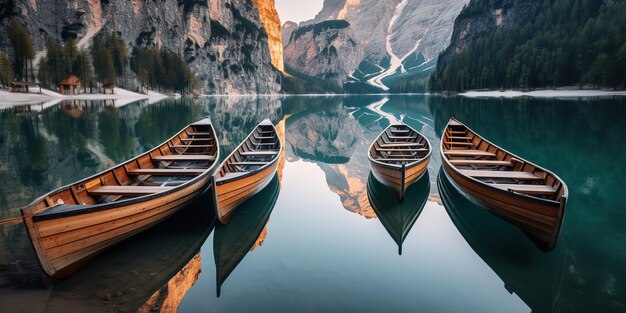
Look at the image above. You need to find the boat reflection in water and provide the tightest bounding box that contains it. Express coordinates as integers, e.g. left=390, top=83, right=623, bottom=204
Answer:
left=438, top=170, right=565, bottom=313
left=47, top=196, right=216, bottom=313
left=367, top=172, right=429, bottom=255
left=213, top=174, right=281, bottom=297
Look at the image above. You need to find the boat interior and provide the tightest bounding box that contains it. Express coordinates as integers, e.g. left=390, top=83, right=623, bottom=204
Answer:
left=216, top=123, right=280, bottom=183
left=442, top=120, right=566, bottom=202
left=33, top=122, right=217, bottom=221
left=370, top=124, right=430, bottom=165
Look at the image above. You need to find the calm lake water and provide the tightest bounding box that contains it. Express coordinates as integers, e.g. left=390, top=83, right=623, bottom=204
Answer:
left=0, top=95, right=624, bottom=312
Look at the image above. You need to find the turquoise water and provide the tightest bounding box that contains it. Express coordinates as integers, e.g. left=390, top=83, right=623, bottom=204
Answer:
left=0, top=96, right=624, bottom=312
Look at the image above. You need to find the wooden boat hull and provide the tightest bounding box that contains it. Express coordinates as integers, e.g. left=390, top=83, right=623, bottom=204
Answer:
left=369, top=158, right=429, bottom=200
left=368, top=123, right=431, bottom=200
left=20, top=118, right=220, bottom=278
left=214, top=175, right=280, bottom=297
left=212, top=119, right=282, bottom=224
left=440, top=118, right=567, bottom=251
left=213, top=159, right=279, bottom=224
left=367, top=172, right=429, bottom=255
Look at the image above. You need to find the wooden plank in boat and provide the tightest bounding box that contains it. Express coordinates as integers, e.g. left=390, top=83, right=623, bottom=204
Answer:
left=187, top=132, right=213, bottom=136
left=376, top=148, right=428, bottom=152
left=218, top=172, right=249, bottom=181
left=88, top=186, right=173, bottom=196
left=153, top=155, right=216, bottom=162
left=387, top=135, right=417, bottom=140
left=169, top=144, right=214, bottom=148
left=460, top=170, right=541, bottom=180
left=444, top=150, right=496, bottom=157
left=445, top=141, right=474, bottom=146
left=449, top=136, right=473, bottom=140
left=491, top=184, right=557, bottom=195
left=449, top=160, right=513, bottom=166
left=389, top=128, right=410, bottom=133
left=128, top=169, right=205, bottom=176
left=240, top=151, right=279, bottom=156
left=180, top=138, right=214, bottom=142
left=379, top=143, right=424, bottom=148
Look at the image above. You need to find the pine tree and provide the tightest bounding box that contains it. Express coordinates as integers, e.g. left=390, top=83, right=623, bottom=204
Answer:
left=6, top=21, right=35, bottom=81
left=0, top=52, right=14, bottom=87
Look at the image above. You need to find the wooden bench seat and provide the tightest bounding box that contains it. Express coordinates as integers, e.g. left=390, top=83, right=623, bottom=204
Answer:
left=89, top=186, right=173, bottom=196
left=449, top=130, right=466, bottom=135
left=449, top=160, right=513, bottom=166
left=253, top=134, right=275, bottom=140
left=169, top=144, right=214, bottom=149
left=187, top=132, right=213, bottom=136
left=152, top=155, right=216, bottom=162
left=387, top=135, right=417, bottom=140
left=390, top=128, right=410, bottom=134
left=491, top=184, right=557, bottom=195
left=449, top=136, right=473, bottom=140
left=129, top=169, right=205, bottom=176
left=240, top=151, right=279, bottom=156
left=251, top=142, right=277, bottom=146
left=445, top=141, right=474, bottom=146
left=379, top=143, right=424, bottom=148
left=444, top=150, right=496, bottom=157
left=460, top=170, right=541, bottom=180
left=377, top=148, right=428, bottom=152
left=180, top=138, right=213, bottom=142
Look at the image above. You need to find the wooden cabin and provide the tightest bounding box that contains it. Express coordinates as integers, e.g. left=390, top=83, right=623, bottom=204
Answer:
left=103, top=82, right=115, bottom=94
left=10, top=81, right=40, bottom=93
left=58, top=75, right=82, bottom=95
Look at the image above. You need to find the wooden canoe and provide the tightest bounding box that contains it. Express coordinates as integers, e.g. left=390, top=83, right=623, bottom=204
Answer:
left=368, top=123, right=431, bottom=200
left=212, top=118, right=282, bottom=224
left=440, top=118, right=568, bottom=251
left=214, top=175, right=280, bottom=297
left=20, top=118, right=220, bottom=278
left=367, top=172, right=429, bottom=255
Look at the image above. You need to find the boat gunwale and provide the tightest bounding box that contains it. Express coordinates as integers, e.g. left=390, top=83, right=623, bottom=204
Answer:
left=439, top=117, right=569, bottom=206
left=214, top=118, right=283, bottom=186
left=21, top=117, right=221, bottom=221
left=367, top=123, right=432, bottom=170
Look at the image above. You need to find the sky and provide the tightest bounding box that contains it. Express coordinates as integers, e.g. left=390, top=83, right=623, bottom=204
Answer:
left=275, top=0, right=324, bottom=24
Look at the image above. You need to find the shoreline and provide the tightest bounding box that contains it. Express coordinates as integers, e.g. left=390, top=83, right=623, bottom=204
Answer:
left=0, top=87, right=168, bottom=108
left=459, top=89, right=626, bottom=98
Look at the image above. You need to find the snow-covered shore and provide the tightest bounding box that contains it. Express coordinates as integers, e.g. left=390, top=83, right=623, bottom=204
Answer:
left=0, top=88, right=168, bottom=108
left=460, top=89, right=626, bottom=98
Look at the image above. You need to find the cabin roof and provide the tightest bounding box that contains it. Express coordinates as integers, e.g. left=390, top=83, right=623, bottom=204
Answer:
left=59, top=75, right=82, bottom=85
left=11, top=81, right=38, bottom=87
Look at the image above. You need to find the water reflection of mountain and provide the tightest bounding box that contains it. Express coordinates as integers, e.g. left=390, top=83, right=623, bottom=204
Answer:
left=214, top=175, right=280, bottom=297
left=204, top=96, right=283, bottom=159
left=438, top=170, right=565, bottom=313
left=431, top=97, right=626, bottom=311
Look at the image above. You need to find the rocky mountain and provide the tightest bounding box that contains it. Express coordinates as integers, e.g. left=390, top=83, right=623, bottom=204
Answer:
left=283, top=20, right=361, bottom=83
left=281, top=21, right=297, bottom=47
left=283, top=0, right=468, bottom=92
left=0, top=0, right=282, bottom=94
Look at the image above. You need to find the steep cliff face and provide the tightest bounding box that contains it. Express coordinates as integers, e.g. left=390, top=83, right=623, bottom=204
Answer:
left=435, top=0, right=541, bottom=80
left=1, top=0, right=281, bottom=94
left=281, top=21, right=297, bottom=48
left=283, top=20, right=361, bottom=83
left=283, top=0, right=467, bottom=91
left=250, top=0, right=284, bottom=73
